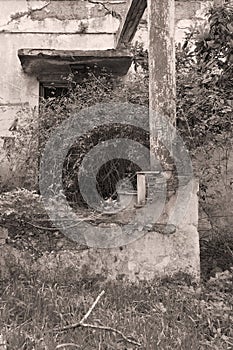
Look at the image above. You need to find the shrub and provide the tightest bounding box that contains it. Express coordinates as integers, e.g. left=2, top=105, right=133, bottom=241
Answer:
left=3, top=4, right=233, bottom=237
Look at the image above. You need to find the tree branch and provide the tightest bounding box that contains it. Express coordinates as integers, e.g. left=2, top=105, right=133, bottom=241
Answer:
left=53, top=290, right=141, bottom=347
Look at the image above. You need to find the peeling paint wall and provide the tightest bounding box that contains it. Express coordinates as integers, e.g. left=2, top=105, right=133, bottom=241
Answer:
left=0, top=0, right=126, bottom=105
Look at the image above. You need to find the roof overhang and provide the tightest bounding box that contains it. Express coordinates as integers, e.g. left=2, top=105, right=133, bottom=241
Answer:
left=18, top=49, right=132, bottom=80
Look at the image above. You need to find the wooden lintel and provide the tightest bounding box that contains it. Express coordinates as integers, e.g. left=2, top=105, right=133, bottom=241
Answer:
left=116, top=0, right=147, bottom=48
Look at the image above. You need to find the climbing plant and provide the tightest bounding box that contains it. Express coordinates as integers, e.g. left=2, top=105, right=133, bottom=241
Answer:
left=175, top=3, right=233, bottom=247
left=131, top=4, right=233, bottom=244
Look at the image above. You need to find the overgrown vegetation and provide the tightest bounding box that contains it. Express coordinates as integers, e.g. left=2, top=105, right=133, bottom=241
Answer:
left=0, top=3, right=233, bottom=349
left=0, top=3, right=232, bottom=263
left=176, top=5, right=233, bottom=264
left=133, top=4, right=233, bottom=260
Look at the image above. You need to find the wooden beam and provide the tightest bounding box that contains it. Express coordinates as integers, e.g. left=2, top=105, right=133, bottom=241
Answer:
left=116, top=0, right=147, bottom=48
left=148, top=0, right=176, bottom=169
left=137, top=173, right=146, bottom=205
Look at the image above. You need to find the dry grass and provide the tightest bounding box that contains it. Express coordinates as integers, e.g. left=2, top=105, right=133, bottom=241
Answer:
left=0, top=190, right=233, bottom=349
left=0, top=266, right=232, bottom=350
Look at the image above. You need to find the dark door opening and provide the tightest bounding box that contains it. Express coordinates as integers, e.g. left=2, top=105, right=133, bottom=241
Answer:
left=39, top=84, right=69, bottom=99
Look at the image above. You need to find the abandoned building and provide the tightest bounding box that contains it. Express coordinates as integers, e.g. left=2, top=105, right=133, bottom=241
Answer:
left=0, top=0, right=217, bottom=175
left=0, top=0, right=212, bottom=280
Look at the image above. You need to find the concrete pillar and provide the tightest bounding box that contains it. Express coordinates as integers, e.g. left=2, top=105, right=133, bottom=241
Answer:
left=148, top=0, right=176, bottom=169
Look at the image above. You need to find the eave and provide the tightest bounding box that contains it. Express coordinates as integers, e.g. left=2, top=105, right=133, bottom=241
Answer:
left=18, top=48, right=132, bottom=79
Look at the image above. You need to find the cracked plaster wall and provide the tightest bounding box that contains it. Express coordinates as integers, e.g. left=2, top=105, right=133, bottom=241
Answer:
left=0, top=0, right=126, bottom=104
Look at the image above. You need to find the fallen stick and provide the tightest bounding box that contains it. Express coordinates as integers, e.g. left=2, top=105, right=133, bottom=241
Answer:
left=53, top=290, right=141, bottom=347
left=75, top=322, right=141, bottom=347
left=56, top=343, right=80, bottom=349
left=80, top=290, right=105, bottom=324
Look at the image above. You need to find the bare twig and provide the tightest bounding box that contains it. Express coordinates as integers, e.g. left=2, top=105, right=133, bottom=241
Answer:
left=77, top=323, right=141, bottom=346
left=53, top=290, right=141, bottom=347
left=224, top=242, right=233, bottom=258
left=25, top=212, right=105, bottom=231
left=80, top=290, right=105, bottom=324
left=25, top=221, right=58, bottom=231
left=87, top=0, right=122, bottom=19
left=56, top=343, right=80, bottom=349
left=53, top=290, right=105, bottom=332
left=87, top=0, right=111, bottom=14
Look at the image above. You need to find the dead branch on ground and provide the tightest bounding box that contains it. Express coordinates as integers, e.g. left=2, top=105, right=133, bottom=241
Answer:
left=53, top=290, right=141, bottom=347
